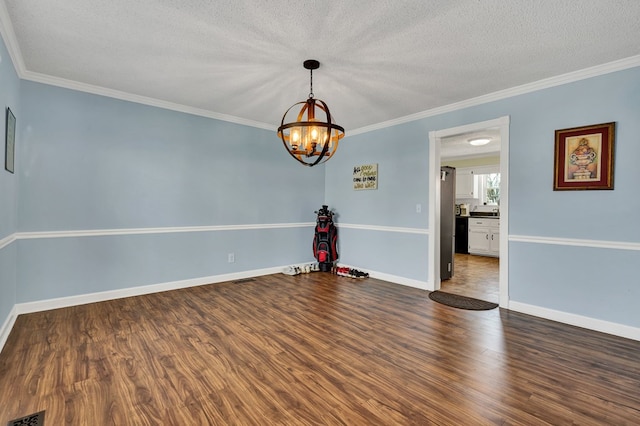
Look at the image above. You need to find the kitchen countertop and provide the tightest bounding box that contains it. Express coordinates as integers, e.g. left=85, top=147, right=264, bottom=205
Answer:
left=457, top=215, right=499, bottom=219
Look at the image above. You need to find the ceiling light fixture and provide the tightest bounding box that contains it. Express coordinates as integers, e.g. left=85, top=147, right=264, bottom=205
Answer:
left=277, top=60, right=345, bottom=167
left=468, top=138, right=491, bottom=146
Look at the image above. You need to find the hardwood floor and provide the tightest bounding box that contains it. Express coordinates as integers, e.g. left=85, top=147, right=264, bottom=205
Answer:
left=441, top=253, right=499, bottom=303
left=1, top=273, right=639, bottom=425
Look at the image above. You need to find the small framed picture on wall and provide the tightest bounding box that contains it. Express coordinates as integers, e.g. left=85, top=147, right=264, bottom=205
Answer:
left=554, top=122, right=615, bottom=190
left=5, top=107, right=16, bottom=174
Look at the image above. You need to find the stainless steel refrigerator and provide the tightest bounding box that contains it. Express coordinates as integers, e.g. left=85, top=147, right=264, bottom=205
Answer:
left=440, top=166, right=456, bottom=280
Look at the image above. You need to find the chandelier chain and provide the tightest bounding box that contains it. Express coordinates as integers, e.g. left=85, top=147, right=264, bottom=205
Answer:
left=308, top=68, right=314, bottom=99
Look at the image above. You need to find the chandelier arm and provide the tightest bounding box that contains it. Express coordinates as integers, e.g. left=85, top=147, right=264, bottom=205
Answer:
left=296, top=101, right=309, bottom=122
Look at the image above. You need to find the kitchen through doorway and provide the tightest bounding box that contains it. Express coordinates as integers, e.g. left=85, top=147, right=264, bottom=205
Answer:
left=428, top=117, right=509, bottom=307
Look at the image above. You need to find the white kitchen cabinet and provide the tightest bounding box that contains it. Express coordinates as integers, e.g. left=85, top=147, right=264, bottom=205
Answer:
left=456, top=170, right=478, bottom=199
left=489, top=227, right=500, bottom=256
left=468, top=218, right=499, bottom=257
left=468, top=226, right=490, bottom=252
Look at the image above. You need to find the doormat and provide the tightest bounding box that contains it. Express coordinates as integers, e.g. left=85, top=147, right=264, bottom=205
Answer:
left=7, top=410, right=45, bottom=426
left=428, top=291, right=498, bottom=310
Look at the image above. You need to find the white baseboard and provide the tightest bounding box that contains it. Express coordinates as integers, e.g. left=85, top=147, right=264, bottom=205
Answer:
left=15, top=266, right=284, bottom=315
left=370, top=271, right=429, bottom=290
left=339, top=264, right=429, bottom=291
left=509, top=301, right=640, bottom=342
left=4, top=268, right=638, bottom=357
left=0, top=305, right=17, bottom=354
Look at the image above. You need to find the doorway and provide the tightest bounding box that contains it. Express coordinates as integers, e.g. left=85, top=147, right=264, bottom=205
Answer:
left=428, top=116, right=509, bottom=308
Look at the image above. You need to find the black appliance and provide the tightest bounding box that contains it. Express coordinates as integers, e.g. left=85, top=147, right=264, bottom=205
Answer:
left=455, top=217, right=469, bottom=254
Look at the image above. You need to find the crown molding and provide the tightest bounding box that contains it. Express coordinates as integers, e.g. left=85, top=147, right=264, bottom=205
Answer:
left=2, top=3, right=638, bottom=137
left=0, top=3, right=275, bottom=131
left=20, top=69, right=277, bottom=131
left=348, top=55, right=640, bottom=136
left=0, top=0, right=26, bottom=75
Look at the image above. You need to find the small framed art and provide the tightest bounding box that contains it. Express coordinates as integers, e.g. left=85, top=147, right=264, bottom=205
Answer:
left=554, top=122, right=615, bottom=190
left=5, top=107, right=16, bottom=173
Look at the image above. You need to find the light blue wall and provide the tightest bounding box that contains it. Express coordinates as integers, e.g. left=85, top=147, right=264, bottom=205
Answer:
left=510, top=243, right=640, bottom=327
left=0, top=34, right=20, bottom=327
left=327, top=121, right=430, bottom=229
left=326, top=66, right=640, bottom=327
left=19, top=82, right=321, bottom=230
left=508, top=71, right=639, bottom=241
left=16, top=227, right=311, bottom=302
left=2, top=21, right=639, bottom=335
left=14, top=81, right=324, bottom=301
left=325, top=121, right=430, bottom=282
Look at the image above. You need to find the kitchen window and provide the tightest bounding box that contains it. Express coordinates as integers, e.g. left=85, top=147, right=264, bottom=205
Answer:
left=477, top=173, right=501, bottom=205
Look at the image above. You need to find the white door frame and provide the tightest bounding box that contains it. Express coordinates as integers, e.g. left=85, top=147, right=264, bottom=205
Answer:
left=428, top=116, right=510, bottom=308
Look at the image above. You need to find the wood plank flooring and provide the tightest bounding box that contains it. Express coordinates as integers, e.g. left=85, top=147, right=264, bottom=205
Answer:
left=1, top=273, right=639, bottom=425
left=441, top=253, right=499, bottom=303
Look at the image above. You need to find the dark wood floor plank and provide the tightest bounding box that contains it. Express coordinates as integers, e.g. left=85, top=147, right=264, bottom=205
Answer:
left=1, top=272, right=639, bottom=425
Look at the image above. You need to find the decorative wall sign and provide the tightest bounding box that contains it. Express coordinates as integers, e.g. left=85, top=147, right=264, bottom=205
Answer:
left=5, top=107, right=15, bottom=174
left=554, top=122, right=615, bottom=190
left=353, top=163, right=378, bottom=190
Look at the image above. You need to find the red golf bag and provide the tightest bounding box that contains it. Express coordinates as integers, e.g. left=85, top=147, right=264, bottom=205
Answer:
left=313, top=205, right=338, bottom=272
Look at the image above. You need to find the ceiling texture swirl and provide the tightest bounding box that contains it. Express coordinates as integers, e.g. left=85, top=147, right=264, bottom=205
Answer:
left=1, top=0, right=639, bottom=134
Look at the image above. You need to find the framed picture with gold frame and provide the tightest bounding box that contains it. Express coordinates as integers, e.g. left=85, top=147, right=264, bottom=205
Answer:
left=5, top=107, right=15, bottom=174
left=554, top=122, right=615, bottom=190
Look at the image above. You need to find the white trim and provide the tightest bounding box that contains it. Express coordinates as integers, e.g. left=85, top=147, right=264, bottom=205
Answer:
left=0, top=4, right=274, bottom=132
left=456, top=165, right=500, bottom=175
left=339, top=264, right=429, bottom=291
left=498, top=117, right=510, bottom=307
left=429, top=116, right=510, bottom=305
left=0, top=233, right=16, bottom=250
left=509, top=301, right=640, bottom=342
left=349, top=56, right=640, bottom=136
left=15, top=266, right=284, bottom=315
left=369, top=271, right=428, bottom=290
left=7, top=222, right=432, bottom=244
left=16, top=222, right=314, bottom=240
left=0, top=305, right=17, bottom=354
left=21, top=70, right=276, bottom=131
left=337, top=223, right=428, bottom=235
left=0, top=1, right=26, bottom=76
left=2, top=0, right=638, bottom=138
left=0, top=6, right=273, bottom=131
left=1, top=263, right=429, bottom=352
left=509, top=235, right=640, bottom=251
left=427, top=130, right=439, bottom=292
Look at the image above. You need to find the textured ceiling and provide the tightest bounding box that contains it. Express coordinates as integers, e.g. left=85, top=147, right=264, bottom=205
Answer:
left=441, top=128, right=502, bottom=160
left=2, top=1, right=640, bottom=133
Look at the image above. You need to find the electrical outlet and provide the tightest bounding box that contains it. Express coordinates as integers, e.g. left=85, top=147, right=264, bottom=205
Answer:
left=228, top=253, right=235, bottom=263
left=416, top=203, right=422, bottom=213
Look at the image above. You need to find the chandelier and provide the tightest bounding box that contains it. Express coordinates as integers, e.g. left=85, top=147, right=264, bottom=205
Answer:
left=277, top=60, right=345, bottom=167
